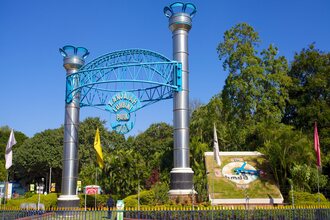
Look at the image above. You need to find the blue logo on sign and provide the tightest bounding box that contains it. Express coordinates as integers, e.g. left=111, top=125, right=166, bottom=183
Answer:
left=106, top=92, right=140, bottom=134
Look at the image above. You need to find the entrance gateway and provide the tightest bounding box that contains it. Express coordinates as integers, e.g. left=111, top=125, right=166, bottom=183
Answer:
left=57, top=2, right=197, bottom=207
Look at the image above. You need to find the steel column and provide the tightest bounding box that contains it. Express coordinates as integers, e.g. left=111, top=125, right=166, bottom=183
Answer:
left=164, top=3, right=196, bottom=196
left=58, top=46, right=88, bottom=207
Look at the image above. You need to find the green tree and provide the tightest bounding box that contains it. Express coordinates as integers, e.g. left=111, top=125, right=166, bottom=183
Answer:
left=257, top=122, right=314, bottom=193
left=102, top=148, right=147, bottom=197
left=0, top=126, right=28, bottom=181
left=284, top=45, right=330, bottom=129
left=12, top=117, right=126, bottom=192
left=283, top=45, right=330, bottom=196
left=217, top=23, right=263, bottom=124
left=190, top=137, right=209, bottom=202
left=13, top=128, right=62, bottom=188
left=190, top=103, right=208, bottom=143
left=77, top=117, right=127, bottom=190
left=290, top=164, right=327, bottom=192
left=284, top=44, right=330, bottom=163
left=130, top=123, right=173, bottom=183
left=259, top=45, right=291, bottom=122
left=78, top=117, right=125, bottom=171
left=216, top=23, right=290, bottom=151
left=190, top=94, right=223, bottom=145
left=189, top=98, right=204, bottom=118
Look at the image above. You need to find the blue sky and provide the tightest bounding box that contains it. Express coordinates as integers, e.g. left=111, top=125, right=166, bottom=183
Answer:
left=1, top=0, right=329, bottom=137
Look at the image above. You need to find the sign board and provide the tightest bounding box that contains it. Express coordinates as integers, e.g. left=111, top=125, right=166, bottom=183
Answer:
left=77, top=181, right=82, bottom=192
left=116, top=200, right=125, bottom=220
left=50, top=183, right=56, bottom=192
left=30, top=184, right=35, bottom=192
left=106, top=92, right=141, bottom=134
left=222, top=162, right=259, bottom=184
left=36, top=185, right=44, bottom=194
left=6, top=183, right=12, bottom=199
left=0, top=183, right=4, bottom=198
left=84, top=185, right=101, bottom=195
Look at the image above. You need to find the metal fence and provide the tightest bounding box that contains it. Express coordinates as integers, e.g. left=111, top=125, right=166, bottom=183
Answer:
left=0, top=207, right=330, bottom=220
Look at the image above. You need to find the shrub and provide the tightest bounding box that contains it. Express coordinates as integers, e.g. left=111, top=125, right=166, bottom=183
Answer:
left=6, top=193, right=119, bottom=209
left=123, top=190, right=156, bottom=207
left=124, top=196, right=138, bottom=207
left=78, top=194, right=108, bottom=208
left=24, top=191, right=35, bottom=198
left=288, top=190, right=329, bottom=205
left=6, top=193, right=58, bottom=209
left=123, top=182, right=170, bottom=207
left=139, top=190, right=155, bottom=205
left=152, top=182, right=169, bottom=204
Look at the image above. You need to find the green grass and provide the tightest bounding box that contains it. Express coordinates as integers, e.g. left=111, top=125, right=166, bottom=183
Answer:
left=205, top=154, right=282, bottom=199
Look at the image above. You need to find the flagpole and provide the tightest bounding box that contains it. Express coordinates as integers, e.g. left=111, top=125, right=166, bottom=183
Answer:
left=4, top=129, right=16, bottom=206
left=317, top=166, right=320, bottom=205
left=93, top=127, right=104, bottom=210
left=95, top=167, right=97, bottom=209
left=94, top=130, right=97, bottom=210
left=4, top=171, right=8, bottom=207
left=314, top=121, right=321, bottom=206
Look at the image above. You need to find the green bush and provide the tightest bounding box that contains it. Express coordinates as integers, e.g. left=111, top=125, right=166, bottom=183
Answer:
left=152, top=182, right=169, bottom=204
left=139, top=190, right=155, bottom=205
left=288, top=190, right=329, bottom=205
left=123, top=190, right=156, bottom=207
left=6, top=193, right=120, bottom=209
left=78, top=194, right=108, bottom=208
left=123, top=182, right=170, bottom=207
left=24, top=191, right=35, bottom=198
left=123, top=196, right=138, bottom=207
left=6, top=193, right=58, bottom=209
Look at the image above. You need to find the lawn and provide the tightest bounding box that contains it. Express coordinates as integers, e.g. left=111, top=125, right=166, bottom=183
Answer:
left=205, top=154, right=282, bottom=199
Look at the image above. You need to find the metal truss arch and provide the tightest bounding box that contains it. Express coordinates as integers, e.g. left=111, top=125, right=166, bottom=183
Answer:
left=65, top=48, right=182, bottom=111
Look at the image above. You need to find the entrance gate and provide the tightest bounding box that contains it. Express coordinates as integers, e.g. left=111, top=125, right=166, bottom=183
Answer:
left=58, top=2, right=197, bottom=207
left=62, top=47, right=182, bottom=134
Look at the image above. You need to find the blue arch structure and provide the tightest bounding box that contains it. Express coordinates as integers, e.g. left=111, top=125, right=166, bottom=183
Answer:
left=66, top=49, right=182, bottom=111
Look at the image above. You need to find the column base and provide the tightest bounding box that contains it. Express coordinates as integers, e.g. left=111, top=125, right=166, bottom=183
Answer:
left=169, top=168, right=196, bottom=204
left=169, top=193, right=197, bottom=205
left=57, top=195, right=80, bottom=208
left=169, top=167, right=194, bottom=192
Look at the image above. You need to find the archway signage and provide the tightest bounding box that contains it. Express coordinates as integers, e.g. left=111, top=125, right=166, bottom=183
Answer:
left=58, top=2, right=197, bottom=207
left=64, top=48, right=182, bottom=133
left=105, top=91, right=140, bottom=134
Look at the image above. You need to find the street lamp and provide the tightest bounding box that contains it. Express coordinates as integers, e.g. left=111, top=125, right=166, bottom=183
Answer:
left=37, top=178, right=44, bottom=210
left=41, top=178, right=44, bottom=194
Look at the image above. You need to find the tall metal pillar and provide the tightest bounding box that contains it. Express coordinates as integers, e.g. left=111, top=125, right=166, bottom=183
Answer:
left=164, top=2, right=197, bottom=197
left=58, top=45, right=89, bottom=207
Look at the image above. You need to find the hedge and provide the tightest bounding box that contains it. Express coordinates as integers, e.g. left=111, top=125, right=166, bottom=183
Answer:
left=287, top=190, right=329, bottom=205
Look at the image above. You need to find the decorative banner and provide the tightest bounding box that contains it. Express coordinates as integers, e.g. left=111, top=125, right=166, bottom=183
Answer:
left=106, top=92, right=141, bottom=134
left=30, top=184, right=35, bottom=192
left=6, top=183, right=12, bottom=199
left=51, top=183, right=56, bottom=192
left=77, top=181, right=82, bottom=192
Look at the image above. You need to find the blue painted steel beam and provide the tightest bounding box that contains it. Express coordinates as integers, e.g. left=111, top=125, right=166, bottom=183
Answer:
left=65, top=49, right=182, bottom=111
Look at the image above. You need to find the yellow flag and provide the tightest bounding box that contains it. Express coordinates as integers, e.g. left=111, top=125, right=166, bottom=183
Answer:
left=94, top=128, right=104, bottom=169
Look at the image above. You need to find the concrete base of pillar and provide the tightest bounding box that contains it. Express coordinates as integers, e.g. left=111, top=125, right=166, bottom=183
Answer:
left=57, top=195, right=80, bottom=208
left=170, top=168, right=194, bottom=191
left=169, top=168, right=196, bottom=204
left=168, top=191, right=197, bottom=205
